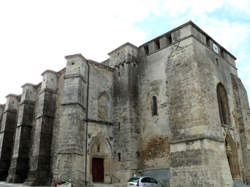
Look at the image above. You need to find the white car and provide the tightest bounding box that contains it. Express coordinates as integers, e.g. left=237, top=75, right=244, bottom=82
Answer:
left=126, top=176, right=161, bottom=187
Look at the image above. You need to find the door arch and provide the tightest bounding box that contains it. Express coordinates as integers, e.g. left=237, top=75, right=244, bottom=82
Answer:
left=89, top=135, right=112, bottom=183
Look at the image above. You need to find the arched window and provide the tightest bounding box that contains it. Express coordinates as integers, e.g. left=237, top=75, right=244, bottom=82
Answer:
left=98, top=92, right=109, bottom=121
left=217, top=83, right=230, bottom=125
left=152, top=96, right=158, bottom=116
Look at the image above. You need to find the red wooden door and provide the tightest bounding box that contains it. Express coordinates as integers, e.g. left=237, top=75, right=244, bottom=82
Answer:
left=92, top=158, right=104, bottom=183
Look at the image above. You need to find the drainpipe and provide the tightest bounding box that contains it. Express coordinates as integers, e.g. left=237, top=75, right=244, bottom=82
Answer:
left=85, top=60, right=90, bottom=186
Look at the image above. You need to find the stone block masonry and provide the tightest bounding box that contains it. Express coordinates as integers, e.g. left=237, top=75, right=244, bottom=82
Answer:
left=0, top=95, right=19, bottom=180
left=7, top=84, right=37, bottom=183
left=25, top=71, right=57, bottom=185
left=0, top=21, right=249, bottom=187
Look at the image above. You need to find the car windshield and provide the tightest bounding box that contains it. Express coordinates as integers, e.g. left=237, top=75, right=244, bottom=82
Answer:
left=128, top=177, right=140, bottom=182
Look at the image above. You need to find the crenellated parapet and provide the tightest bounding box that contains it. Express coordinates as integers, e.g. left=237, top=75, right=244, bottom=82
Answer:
left=7, top=83, right=37, bottom=183
left=0, top=94, right=19, bottom=180
left=138, top=21, right=236, bottom=68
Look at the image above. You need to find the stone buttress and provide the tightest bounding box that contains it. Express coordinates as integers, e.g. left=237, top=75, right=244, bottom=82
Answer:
left=231, top=74, right=250, bottom=183
left=25, top=70, right=57, bottom=185
left=167, top=24, right=234, bottom=187
left=0, top=95, right=19, bottom=180
left=0, top=105, right=4, bottom=121
left=53, top=54, right=88, bottom=186
left=109, top=43, right=140, bottom=182
left=7, top=84, right=37, bottom=183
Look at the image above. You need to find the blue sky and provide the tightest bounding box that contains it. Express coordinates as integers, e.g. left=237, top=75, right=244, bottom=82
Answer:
left=0, top=0, right=249, bottom=105
left=134, top=1, right=250, bottom=103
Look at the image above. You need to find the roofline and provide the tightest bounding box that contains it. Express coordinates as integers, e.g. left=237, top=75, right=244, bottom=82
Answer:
left=139, top=20, right=236, bottom=60
left=108, top=42, right=138, bottom=56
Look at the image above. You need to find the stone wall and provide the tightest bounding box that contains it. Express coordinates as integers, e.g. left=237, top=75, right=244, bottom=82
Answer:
left=0, top=21, right=249, bottom=187
left=137, top=40, right=171, bottom=174
left=86, top=60, right=114, bottom=184
left=110, top=43, right=140, bottom=183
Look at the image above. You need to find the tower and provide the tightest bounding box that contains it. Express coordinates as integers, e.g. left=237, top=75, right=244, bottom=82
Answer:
left=109, top=43, right=140, bottom=182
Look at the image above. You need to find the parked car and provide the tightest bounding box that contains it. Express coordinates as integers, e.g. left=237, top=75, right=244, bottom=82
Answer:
left=127, top=176, right=161, bottom=187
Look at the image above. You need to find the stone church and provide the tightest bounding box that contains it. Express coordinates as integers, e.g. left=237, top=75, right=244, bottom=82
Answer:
left=0, top=21, right=249, bottom=187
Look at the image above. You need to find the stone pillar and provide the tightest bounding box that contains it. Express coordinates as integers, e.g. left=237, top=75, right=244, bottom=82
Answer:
left=53, top=54, right=87, bottom=186
left=25, top=70, right=57, bottom=185
left=7, top=84, right=37, bottom=183
left=0, top=105, right=4, bottom=122
left=231, top=74, right=250, bottom=184
left=0, top=94, right=19, bottom=180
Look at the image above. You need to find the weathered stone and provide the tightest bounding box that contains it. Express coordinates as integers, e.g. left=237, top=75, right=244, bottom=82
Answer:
left=0, top=21, right=249, bottom=187
left=7, top=84, right=37, bottom=183
left=25, top=71, right=57, bottom=185
left=0, top=95, right=19, bottom=181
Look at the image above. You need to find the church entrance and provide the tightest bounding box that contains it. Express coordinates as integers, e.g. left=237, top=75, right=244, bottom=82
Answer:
left=92, top=158, right=104, bottom=183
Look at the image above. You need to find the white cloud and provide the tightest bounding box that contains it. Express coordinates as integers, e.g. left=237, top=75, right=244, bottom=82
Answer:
left=0, top=0, right=250, bottom=104
left=226, top=0, right=250, bottom=15
left=198, top=18, right=250, bottom=52
left=163, top=0, right=250, bottom=17
left=0, top=0, right=162, bottom=103
left=163, top=0, right=224, bottom=16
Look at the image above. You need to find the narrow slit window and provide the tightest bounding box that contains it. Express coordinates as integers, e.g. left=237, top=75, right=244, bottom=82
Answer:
left=221, top=49, right=224, bottom=58
left=155, top=40, right=160, bottom=50
left=206, top=36, right=210, bottom=46
left=152, top=96, right=158, bottom=116
left=144, top=45, right=149, bottom=55
left=167, top=35, right=172, bottom=44
left=118, top=153, right=121, bottom=161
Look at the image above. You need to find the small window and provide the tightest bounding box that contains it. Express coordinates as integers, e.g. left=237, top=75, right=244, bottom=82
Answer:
left=152, top=96, right=158, bottom=116
left=118, top=122, right=120, bottom=131
left=136, top=151, right=140, bottom=158
left=221, top=49, right=224, bottom=58
left=118, top=153, right=121, bottom=161
left=97, top=144, right=100, bottom=152
left=144, top=45, right=149, bottom=55
left=206, top=36, right=210, bottom=46
left=155, top=40, right=160, bottom=50
left=167, top=35, right=172, bottom=44
left=216, top=58, right=219, bottom=65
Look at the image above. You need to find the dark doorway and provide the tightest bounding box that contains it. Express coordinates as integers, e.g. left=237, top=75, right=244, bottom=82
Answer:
left=92, top=158, right=104, bottom=183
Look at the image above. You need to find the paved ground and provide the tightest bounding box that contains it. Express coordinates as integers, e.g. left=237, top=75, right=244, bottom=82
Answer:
left=234, top=180, right=250, bottom=187
left=0, top=183, right=50, bottom=187
left=0, top=182, right=29, bottom=187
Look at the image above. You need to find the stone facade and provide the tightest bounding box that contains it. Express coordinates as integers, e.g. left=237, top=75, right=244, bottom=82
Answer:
left=0, top=21, right=250, bottom=187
